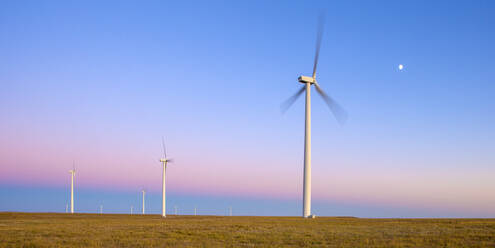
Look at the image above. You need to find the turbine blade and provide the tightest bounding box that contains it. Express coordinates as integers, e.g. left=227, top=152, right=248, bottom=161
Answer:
left=280, top=86, right=306, bottom=114
left=312, top=14, right=325, bottom=79
left=314, top=83, right=347, bottom=125
left=167, top=158, right=174, bottom=163
left=161, top=136, right=167, bottom=158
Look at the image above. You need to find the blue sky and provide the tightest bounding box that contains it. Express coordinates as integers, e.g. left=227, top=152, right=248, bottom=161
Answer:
left=1, top=0, right=494, bottom=217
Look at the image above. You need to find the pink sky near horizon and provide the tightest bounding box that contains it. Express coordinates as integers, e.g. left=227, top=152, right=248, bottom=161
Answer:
left=2, top=126, right=494, bottom=216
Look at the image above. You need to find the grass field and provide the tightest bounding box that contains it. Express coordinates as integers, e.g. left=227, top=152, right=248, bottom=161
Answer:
left=0, top=213, right=494, bottom=247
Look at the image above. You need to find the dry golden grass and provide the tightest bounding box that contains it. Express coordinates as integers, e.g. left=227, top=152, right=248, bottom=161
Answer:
left=0, top=212, right=494, bottom=247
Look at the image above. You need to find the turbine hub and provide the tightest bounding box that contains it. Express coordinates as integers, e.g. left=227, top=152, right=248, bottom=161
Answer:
left=298, top=75, right=315, bottom=84
left=160, top=158, right=167, bottom=163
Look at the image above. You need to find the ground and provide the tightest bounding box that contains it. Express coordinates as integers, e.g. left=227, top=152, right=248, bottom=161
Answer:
left=0, top=212, right=494, bottom=247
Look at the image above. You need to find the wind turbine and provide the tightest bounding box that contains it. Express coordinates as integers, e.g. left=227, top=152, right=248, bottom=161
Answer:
left=69, top=163, right=76, bottom=214
left=159, top=137, right=173, bottom=218
left=141, top=190, right=146, bottom=215
left=281, top=15, right=347, bottom=218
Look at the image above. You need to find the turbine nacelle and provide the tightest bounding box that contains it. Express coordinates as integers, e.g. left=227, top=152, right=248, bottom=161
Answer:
left=298, top=75, right=315, bottom=84
left=160, top=158, right=168, bottom=163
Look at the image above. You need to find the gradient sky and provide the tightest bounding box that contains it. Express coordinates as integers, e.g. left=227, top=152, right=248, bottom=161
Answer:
left=1, top=0, right=494, bottom=217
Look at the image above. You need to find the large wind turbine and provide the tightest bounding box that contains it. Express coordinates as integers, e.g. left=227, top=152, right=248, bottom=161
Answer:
left=282, top=15, right=347, bottom=218
left=159, top=137, right=173, bottom=218
left=69, top=163, right=76, bottom=214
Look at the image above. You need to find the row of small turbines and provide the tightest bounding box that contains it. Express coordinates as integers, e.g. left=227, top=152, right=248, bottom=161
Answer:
left=66, top=201, right=229, bottom=217
left=67, top=15, right=345, bottom=218
left=67, top=166, right=232, bottom=216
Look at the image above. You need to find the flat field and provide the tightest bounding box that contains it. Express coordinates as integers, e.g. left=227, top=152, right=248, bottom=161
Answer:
left=0, top=212, right=494, bottom=247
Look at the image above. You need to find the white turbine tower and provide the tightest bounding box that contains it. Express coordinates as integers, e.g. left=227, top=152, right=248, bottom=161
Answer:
left=159, top=137, right=173, bottom=218
left=69, top=164, right=76, bottom=214
left=282, top=15, right=347, bottom=218
left=141, top=190, right=146, bottom=215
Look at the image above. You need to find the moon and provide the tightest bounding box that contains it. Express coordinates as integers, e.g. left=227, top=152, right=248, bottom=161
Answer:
left=398, top=64, right=404, bottom=70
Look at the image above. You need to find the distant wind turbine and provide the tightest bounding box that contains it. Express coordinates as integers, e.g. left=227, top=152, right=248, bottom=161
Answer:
left=131, top=205, right=133, bottom=215
left=159, top=137, right=174, bottom=218
left=69, top=162, right=76, bottom=214
left=100, top=205, right=103, bottom=214
left=281, top=15, right=347, bottom=218
left=141, top=190, right=146, bottom=215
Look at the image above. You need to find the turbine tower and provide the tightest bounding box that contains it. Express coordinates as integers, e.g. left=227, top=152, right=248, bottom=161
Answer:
left=69, top=164, right=76, bottom=214
left=159, top=137, right=173, bottom=218
left=282, top=15, right=347, bottom=218
left=141, top=190, right=146, bottom=215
